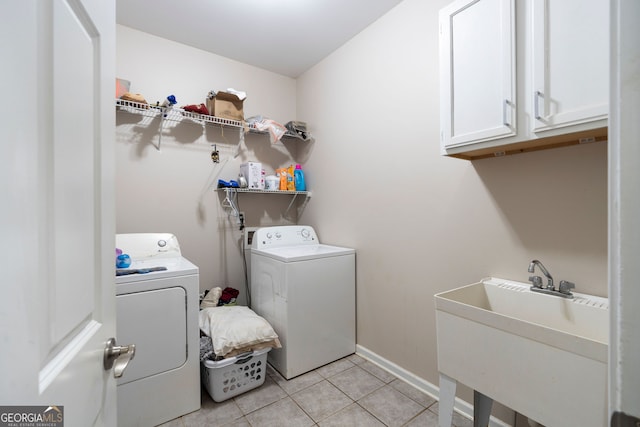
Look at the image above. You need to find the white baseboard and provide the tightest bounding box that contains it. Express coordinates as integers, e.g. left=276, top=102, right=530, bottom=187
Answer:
left=355, top=344, right=513, bottom=427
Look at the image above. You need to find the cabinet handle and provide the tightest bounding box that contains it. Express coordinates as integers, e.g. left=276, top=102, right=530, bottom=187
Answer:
left=534, top=91, right=544, bottom=120
left=502, top=99, right=511, bottom=127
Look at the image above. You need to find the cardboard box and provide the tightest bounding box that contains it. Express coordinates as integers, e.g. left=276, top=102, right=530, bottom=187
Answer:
left=240, top=162, right=263, bottom=189
left=115, top=78, right=130, bottom=98
left=206, top=91, right=244, bottom=121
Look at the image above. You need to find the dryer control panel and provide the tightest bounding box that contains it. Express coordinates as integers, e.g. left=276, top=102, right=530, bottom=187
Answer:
left=116, top=233, right=182, bottom=260
left=252, top=226, right=318, bottom=249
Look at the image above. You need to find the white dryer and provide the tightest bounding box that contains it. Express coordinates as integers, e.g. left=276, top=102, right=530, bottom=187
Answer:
left=115, top=233, right=200, bottom=427
left=250, top=226, right=355, bottom=379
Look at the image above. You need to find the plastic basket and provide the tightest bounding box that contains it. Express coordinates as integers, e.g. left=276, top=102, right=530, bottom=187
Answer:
left=201, top=348, right=270, bottom=402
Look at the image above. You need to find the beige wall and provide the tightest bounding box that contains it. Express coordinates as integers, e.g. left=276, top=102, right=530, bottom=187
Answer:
left=115, top=0, right=607, bottom=421
left=296, top=0, right=607, bottom=420
left=115, top=25, right=304, bottom=304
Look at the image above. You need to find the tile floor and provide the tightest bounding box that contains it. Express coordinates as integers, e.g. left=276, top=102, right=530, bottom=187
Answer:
left=159, top=354, right=472, bottom=427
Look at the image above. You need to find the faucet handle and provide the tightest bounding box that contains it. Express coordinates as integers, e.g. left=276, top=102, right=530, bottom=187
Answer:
left=559, top=280, right=575, bottom=295
left=529, top=275, right=543, bottom=289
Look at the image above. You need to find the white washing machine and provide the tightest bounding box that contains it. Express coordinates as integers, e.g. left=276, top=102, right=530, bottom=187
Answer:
left=250, top=226, right=356, bottom=379
left=115, top=233, right=200, bottom=427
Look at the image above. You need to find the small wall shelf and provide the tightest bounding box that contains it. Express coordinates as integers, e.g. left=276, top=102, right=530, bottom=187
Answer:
left=228, top=188, right=310, bottom=196
left=219, top=187, right=311, bottom=219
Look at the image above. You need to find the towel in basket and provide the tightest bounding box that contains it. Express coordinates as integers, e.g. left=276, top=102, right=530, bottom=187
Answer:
left=199, top=305, right=281, bottom=360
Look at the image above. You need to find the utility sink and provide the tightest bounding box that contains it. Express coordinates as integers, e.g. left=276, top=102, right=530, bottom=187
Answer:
left=434, top=277, right=608, bottom=427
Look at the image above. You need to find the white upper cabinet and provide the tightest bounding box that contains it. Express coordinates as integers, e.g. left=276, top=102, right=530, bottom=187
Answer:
left=530, top=0, right=609, bottom=132
left=439, top=0, right=516, bottom=148
left=440, top=0, right=609, bottom=160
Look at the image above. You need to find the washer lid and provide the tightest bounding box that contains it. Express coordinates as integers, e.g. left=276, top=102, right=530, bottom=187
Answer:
left=115, top=256, right=198, bottom=284
left=252, top=244, right=355, bottom=262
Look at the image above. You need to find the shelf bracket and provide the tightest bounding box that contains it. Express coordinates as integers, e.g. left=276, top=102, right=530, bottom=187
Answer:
left=155, top=111, right=167, bottom=151
left=283, top=191, right=312, bottom=219
left=283, top=193, right=299, bottom=218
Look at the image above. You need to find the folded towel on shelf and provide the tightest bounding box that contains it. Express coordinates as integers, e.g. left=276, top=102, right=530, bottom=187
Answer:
left=285, top=121, right=309, bottom=140
left=247, top=116, right=287, bottom=143
left=183, top=103, right=210, bottom=115
left=119, top=92, right=148, bottom=104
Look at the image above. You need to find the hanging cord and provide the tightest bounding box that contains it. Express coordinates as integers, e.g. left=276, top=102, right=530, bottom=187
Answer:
left=239, top=216, right=251, bottom=308
left=227, top=194, right=249, bottom=307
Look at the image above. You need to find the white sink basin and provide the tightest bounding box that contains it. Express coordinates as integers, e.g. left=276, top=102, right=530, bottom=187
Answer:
left=435, top=277, right=608, bottom=427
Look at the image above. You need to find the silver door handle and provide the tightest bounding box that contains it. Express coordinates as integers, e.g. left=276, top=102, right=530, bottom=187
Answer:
left=534, top=90, right=544, bottom=120
left=103, top=337, right=136, bottom=378
left=502, top=99, right=511, bottom=127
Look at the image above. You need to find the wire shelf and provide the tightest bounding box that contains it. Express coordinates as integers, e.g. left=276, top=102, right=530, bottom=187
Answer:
left=218, top=187, right=310, bottom=196
left=115, top=99, right=311, bottom=140
left=116, top=99, right=248, bottom=128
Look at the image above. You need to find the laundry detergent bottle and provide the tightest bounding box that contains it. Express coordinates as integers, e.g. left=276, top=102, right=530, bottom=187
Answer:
left=294, top=164, right=306, bottom=191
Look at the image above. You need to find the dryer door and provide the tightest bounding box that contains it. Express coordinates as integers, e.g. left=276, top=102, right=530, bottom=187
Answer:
left=116, top=286, right=187, bottom=384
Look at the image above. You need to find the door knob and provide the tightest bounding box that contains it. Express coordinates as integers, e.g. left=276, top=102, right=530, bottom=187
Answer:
left=103, top=337, right=136, bottom=378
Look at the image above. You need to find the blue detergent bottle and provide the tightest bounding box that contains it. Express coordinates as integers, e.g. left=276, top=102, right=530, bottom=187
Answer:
left=294, top=164, right=306, bottom=191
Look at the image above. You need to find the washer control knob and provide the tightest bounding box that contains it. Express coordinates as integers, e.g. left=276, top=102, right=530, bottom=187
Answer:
left=275, top=232, right=282, bottom=239
left=301, top=228, right=311, bottom=239
left=266, top=232, right=273, bottom=239
left=158, top=239, right=167, bottom=248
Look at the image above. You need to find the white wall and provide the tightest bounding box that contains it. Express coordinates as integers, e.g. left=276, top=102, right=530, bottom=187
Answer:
left=115, top=25, right=304, bottom=303
left=115, top=0, right=608, bottom=422
left=296, top=0, right=607, bottom=421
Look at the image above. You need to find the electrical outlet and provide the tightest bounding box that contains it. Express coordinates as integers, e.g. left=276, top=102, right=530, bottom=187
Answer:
left=244, top=227, right=259, bottom=248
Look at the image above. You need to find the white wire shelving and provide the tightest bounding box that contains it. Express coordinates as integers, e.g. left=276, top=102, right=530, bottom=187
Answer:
left=115, top=99, right=310, bottom=141
left=116, top=99, right=249, bottom=128
left=116, top=99, right=312, bottom=216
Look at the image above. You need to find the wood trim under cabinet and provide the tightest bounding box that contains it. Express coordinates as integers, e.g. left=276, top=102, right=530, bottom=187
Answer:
left=446, top=127, right=608, bottom=161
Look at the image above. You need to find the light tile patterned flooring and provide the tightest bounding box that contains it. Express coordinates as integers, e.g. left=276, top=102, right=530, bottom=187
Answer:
left=159, top=354, right=472, bottom=427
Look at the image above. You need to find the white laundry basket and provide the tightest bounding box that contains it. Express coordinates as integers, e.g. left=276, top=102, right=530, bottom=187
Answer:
left=201, top=348, right=270, bottom=402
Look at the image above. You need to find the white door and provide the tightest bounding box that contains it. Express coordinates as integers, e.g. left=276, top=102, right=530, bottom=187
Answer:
left=531, top=0, right=609, bottom=132
left=439, top=0, right=516, bottom=149
left=1, top=1, right=118, bottom=426
left=609, top=0, right=640, bottom=423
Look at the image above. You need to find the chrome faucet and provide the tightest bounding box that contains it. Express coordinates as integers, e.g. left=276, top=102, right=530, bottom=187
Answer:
left=528, top=259, right=553, bottom=290
left=527, top=259, right=575, bottom=299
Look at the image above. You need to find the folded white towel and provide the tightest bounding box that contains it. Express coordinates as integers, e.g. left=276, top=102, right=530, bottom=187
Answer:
left=199, top=306, right=280, bottom=357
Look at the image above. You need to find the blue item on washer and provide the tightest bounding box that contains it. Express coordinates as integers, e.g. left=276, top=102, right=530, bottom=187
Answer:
left=217, top=179, right=240, bottom=188
left=116, top=266, right=167, bottom=276
left=116, top=253, right=131, bottom=268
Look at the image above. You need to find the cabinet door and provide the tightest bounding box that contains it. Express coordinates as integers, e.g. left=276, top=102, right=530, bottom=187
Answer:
left=531, top=0, right=608, bottom=132
left=440, top=0, right=516, bottom=149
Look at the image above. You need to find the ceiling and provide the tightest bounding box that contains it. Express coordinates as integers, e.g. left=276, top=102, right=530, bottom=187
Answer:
left=116, top=0, right=404, bottom=78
